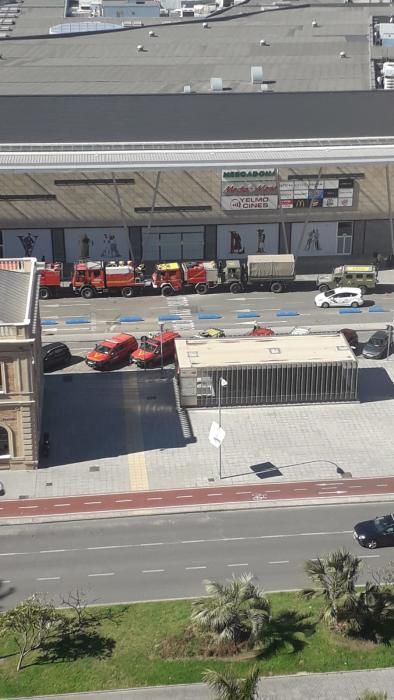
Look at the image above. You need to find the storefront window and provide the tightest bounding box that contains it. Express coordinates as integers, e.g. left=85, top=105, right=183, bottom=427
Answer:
left=0, top=426, right=10, bottom=457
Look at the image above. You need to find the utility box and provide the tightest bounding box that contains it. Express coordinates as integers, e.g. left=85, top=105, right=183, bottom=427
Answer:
left=175, top=335, right=358, bottom=408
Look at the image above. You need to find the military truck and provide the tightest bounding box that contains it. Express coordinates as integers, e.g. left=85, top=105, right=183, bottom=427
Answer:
left=316, top=265, right=378, bottom=295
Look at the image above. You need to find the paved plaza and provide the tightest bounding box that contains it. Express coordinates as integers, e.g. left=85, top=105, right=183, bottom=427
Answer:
left=2, top=355, right=394, bottom=500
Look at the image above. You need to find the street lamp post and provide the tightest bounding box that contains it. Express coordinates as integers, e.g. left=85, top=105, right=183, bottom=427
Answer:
left=218, top=376, right=227, bottom=478
left=159, top=321, right=165, bottom=374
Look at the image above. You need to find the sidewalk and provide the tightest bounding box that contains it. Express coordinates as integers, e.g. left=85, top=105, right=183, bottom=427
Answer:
left=12, top=668, right=394, bottom=699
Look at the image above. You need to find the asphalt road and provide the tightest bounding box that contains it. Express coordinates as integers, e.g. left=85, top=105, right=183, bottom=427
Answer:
left=1, top=503, right=394, bottom=609
left=40, top=284, right=394, bottom=364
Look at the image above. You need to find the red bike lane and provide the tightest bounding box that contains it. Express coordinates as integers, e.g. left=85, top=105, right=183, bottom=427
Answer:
left=1, top=475, right=394, bottom=520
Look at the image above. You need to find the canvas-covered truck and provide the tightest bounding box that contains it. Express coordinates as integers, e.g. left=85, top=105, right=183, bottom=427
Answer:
left=71, top=260, right=150, bottom=298
left=316, top=265, right=378, bottom=294
left=241, top=254, right=296, bottom=293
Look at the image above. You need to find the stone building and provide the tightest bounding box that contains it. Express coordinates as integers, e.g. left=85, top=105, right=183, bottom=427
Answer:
left=0, top=258, right=43, bottom=470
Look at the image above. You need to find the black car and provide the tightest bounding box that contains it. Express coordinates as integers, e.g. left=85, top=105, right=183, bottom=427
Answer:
left=362, top=330, right=390, bottom=359
left=353, top=513, right=394, bottom=549
left=42, top=343, right=71, bottom=372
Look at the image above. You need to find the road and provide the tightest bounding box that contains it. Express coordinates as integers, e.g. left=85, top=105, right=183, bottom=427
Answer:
left=40, top=284, right=394, bottom=356
left=1, top=503, right=393, bottom=609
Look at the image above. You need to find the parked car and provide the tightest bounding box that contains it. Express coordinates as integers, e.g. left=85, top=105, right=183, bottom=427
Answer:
left=353, top=513, right=394, bottom=549
left=340, top=328, right=359, bottom=351
left=362, top=330, right=390, bottom=359
left=131, top=330, right=180, bottom=368
left=314, top=287, right=364, bottom=308
left=248, top=325, right=275, bottom=337
left=198, top=328, right=226, bottom=338
left=42, top=342, right=71, bottom=372
left=85, top=333, right=138, bottom=370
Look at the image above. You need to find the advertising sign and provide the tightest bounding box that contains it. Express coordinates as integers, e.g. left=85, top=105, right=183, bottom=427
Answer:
left=64, top=227, right=131, bottom=263
left=217, top=223, right=279, bottom=259
left=279, top=178, right=353, bottom=209
left=2, top=229, right=53, bottom=261
left=221, top=195, right=278, bottom=210
left=291, top=222, right=339, bottom=257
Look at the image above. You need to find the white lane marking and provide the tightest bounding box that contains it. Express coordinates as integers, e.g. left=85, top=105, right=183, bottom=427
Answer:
left=53, top=503, right=71, bottom=507
left=376, top=484, right=388, bottom=487
left=18, top=505, right=38, bottom=509
left=40, top=549, right=66, bottom=554
left=228, top=563, right=249, bottom=567
left=36, top=576, right=61, bottom=581
left=115, top=499, right=133, bottom=503
left=142, top=569, right=165, bottom=574
left=147, top=497, right=163, bottom=501
left=2, top=579, right=11, bottom=583
left=57, top=303, right=91, bottom=307
left=349, top=486, right=362, bottom=489
left=269, top=560, right=290, bottom=565
left=265, top=490, right=280, bottom=493
left=84, top=501, right=103, bottom=505
left=185, top=565, right=207, bottom=570
left=176, top=495, right=193, bottom=499
left=207, top=493, right=223, bottom=497
left=236, top=491, right=252, bottom=495
left=359, top=555, right=380, bottom=559
left=295, top=488, right=308, bottom=492
left=88, top=572, right=115, bottom=577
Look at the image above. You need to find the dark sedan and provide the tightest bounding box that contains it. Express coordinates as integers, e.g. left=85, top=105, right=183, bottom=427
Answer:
left=353, top=513, right=394, bottom=549
left=362, top=330, right=390, bottom=359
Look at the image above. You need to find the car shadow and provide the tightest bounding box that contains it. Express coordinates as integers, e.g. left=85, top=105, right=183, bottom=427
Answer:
left=358, top=366, right=394, bottom=402
left=44, top=355, right=84, bottom=373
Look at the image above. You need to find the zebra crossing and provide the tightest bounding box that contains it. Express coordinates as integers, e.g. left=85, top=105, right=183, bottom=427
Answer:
left=165, top=296, right=195, bottom=332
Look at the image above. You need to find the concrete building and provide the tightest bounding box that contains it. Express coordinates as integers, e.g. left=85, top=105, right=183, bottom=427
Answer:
left=175, top=334, right=358, bottom=407
left=0, top=258, right=43, bottom=470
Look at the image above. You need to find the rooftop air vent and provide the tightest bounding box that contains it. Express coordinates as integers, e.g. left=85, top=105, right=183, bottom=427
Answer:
left=183, top=85, right=192, bottom=93
left=210, top=77, right=223, bottom=92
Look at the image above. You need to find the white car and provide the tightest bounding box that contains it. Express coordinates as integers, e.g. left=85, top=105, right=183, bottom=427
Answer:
left=314, top=287, right=364, bottom=309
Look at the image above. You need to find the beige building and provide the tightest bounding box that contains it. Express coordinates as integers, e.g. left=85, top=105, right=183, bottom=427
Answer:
left=0, top=258, right=43, bottom=470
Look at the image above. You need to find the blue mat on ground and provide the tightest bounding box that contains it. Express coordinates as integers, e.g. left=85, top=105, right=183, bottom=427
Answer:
left=237, top=312, right=260, bottom=319
left=339, top=308, right=362, bottom=314
left=65, top=317, right=91, bottom=324
left=276, top=310, right=299, bottom=317
left=368, top=306, right=386, bottom=313
left=198, top=313, right=223, bottom=320
left=118, top=315, right=144, bottom=322
left=158, top=314, right=182, bottom=321
left=41, top=319, right=58, bottom=326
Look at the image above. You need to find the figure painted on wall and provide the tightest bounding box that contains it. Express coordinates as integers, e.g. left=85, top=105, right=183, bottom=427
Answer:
left=101, top=233, right=121, bottom=260
left=17, top=232, right=38, bottom=257
left=305, top=228, right=321, bottom=252
left=79, top=233, right=93, bottom=259
left=230, top=230, right=245, bottom=255
left=256, top=228, right=266, bottom=253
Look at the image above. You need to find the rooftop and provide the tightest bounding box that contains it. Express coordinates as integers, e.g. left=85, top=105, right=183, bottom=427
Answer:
left=175, top=334, right=356, bottom=368
left=0, top=259, right=39, bottom=334
left=0, top=2, right=390, bottom=94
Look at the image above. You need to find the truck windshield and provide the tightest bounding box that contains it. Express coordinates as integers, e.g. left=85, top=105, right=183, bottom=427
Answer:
left=95, top=345, right=111, bottom=354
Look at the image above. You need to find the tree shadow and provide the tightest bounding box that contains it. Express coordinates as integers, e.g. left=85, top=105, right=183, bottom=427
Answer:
left=39, top=630, right=116, bottom=664
left=0, top=580, right=15, bottom=610
left=257, top=610, right=316, bottom=659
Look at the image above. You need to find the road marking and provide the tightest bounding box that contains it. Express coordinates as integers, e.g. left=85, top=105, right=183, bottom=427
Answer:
left=207, top=493, right=223, bottom=497
left=88, top=572, right=115, bottom=577
left=40, top=549, right=66, bottom=554
left=142, top=569, right=165, bottom=574
left=2, top=579, right=11, bottom=583
left=36, top=576, right=61, bottom=581
left=349, top=486, right=362, bottom=489
left=176, top=495, right=193, bottom=499
left=376, top=483, right=388, bottom=487
left=84, top=501, right=103, bottom=505
left=228, top=563, right=249, bottom=567
left=236, top=491, right=252, bottom=495
left=53, top=503, right=71, bottom=507
left=115, top=499, right=133, bottom=503
left=265, top=490, right=281, bottom=493
left=269, top=560, right=290, bottom=565
left=359, top=555, right=380, bottom=559
left=147, top=497, right=163, bottom=501
left=294, top=488, right=308, bottom=492
left=185, top=565, right=207, bottom=570
left=18, top=505, right=38, bottom=509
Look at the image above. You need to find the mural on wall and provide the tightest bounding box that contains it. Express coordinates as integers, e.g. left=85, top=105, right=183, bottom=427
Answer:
left=2, top=229, right=53, bottom=261
left=217, top=223, right=279, bottom=259
left=290, top=222, right=339, bottom=256
left=64, top=228, right=131, bottom=262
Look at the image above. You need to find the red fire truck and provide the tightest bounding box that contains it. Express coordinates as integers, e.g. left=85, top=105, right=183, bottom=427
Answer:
left=151, top=260, right=242, bottom=296
left=37, top=262, right=63, bottom=300
left=71, top=260, right=150, bottom=299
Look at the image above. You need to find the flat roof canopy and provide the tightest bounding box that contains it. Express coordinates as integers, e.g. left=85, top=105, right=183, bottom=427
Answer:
left=175, top=334, right=356, bottom=369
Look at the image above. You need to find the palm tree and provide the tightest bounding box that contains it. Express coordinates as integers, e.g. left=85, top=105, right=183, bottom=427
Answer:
left=192, top=573, right=271, bottom=649
left=349, top=580, right=394, bottom=641
left=203, top=665, right=260, bottom=700
left=357, top=692, right=388, bottom=700
left=301, top=549, right=361, bottom=629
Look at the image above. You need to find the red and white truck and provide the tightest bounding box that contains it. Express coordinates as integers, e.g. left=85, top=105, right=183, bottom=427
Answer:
left=151, top=260, right=240, bottom=296
left=37, top=262, right=63, bottom=300
left=71, top=260, right=150, bottom=299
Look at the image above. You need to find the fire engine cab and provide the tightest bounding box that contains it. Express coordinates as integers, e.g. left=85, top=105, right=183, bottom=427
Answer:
left=71, top=260, right=149, bottom=299
left=152, top=260, right=221, bottom=296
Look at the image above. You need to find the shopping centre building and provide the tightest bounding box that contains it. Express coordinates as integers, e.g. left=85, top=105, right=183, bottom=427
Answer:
left=1, top=0, right=394, bottom=271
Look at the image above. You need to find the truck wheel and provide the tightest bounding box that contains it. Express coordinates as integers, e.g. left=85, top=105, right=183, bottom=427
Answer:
left=195, top=283, right=208, bottom=295
left=229, top=281, right=242, bottom=294
left=270, top=281, right=284, bottom=293
left=39, top=287, right=50, bottom=300
left=81, top=286, right=94, bottom=299
left=318, top=284, right=329, bottom=293
left=121, top=287, right=134, bottom=298
left=161, top=286, right=173, bottom=297
left=359, top=286, right=367, bottom=296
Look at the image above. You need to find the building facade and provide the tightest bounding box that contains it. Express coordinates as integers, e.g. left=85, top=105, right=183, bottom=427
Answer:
left=0, top=164, right=393, bottom=272
left=0, top=259, right=43, bottom=471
